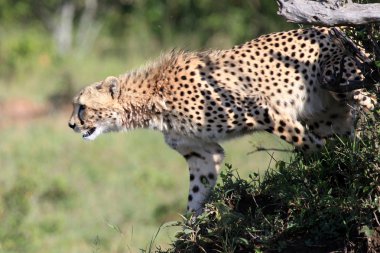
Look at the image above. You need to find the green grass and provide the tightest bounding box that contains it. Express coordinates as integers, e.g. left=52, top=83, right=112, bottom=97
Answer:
left=0, top=110, right=291, bottom=253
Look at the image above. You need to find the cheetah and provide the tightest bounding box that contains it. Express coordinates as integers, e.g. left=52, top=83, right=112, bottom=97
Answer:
left=68, top=27, right=377, bottom=214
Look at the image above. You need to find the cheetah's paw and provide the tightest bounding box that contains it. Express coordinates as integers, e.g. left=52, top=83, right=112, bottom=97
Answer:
left=353, top=91, right=377, bottom=111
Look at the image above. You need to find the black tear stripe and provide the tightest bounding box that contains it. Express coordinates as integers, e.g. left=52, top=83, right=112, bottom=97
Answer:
left=183, top=152, right=206, bottom=160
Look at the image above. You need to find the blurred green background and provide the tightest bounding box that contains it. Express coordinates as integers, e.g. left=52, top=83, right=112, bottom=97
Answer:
left=0, top=1, right=298, bottom=252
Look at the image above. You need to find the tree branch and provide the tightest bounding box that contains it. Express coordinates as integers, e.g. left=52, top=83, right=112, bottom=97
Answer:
left=277, top=0, right=380, bottom=26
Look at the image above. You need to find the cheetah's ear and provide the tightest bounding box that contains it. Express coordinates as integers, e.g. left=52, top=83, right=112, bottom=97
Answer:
left=103, top=76, right=120, bottom=99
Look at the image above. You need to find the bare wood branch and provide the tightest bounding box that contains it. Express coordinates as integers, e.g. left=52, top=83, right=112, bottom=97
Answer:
left=277, top=0, right=380, bottom=26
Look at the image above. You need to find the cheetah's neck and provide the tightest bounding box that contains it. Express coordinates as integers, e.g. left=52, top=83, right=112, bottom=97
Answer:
left=115, top=50, right=223, bottom=134
left=116, top=53, right=182, bottom=131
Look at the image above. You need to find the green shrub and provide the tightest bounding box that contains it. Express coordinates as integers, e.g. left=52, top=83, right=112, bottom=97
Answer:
left=159, top=107, right=380, bottom=252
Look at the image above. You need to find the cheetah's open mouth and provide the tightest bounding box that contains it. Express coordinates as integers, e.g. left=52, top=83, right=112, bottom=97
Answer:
left=82, top=127, right=97, bottom=139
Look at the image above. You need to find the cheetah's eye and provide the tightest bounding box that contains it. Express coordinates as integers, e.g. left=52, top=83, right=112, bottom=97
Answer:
left=78, top=104, right=86, bottom=124
left=78, top=104, right=86, bottom=114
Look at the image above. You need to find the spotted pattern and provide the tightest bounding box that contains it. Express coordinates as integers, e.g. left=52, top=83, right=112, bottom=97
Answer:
left=69, top=27, right=377, bottom=214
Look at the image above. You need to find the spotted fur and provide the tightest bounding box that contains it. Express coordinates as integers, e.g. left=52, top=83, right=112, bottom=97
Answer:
left=69, top=27, right=377, bottom=214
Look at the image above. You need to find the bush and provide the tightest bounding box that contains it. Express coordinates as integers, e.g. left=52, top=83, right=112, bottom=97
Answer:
left=159, top=105, right=380, bottom=252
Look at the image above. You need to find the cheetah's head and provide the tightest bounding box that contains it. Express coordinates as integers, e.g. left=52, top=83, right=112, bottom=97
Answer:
left=68, top=76, right=125, bottom=140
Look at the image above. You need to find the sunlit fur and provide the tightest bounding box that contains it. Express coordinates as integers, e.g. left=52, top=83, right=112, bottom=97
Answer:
left=69, top=27, right=377, bottom=214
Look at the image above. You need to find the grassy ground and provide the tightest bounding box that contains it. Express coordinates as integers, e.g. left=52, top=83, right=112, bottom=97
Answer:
left=0, top=107, right=291, bottom=253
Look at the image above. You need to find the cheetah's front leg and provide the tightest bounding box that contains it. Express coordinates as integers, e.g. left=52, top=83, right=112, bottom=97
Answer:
left=352, top=90, right=377, bottom=111
left=164, top=133, right=224, bottom=215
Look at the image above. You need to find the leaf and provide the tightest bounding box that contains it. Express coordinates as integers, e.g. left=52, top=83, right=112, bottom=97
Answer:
left=236, top=237, right=249, bottom=246
left=359, top=225, right=374, bottom=237
left=183, top=228, right=194, bottom=235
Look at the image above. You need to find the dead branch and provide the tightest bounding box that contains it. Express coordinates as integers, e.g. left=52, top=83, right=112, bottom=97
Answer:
left=277, top=0, right=380, bottom=26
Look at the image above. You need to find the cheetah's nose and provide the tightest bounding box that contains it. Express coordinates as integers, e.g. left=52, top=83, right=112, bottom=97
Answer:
left=68, top=122, right=76, bottom=129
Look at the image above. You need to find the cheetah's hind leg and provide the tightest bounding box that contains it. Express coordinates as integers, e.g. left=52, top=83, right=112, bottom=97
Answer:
left=247, top=98, right=326, bottom=153
left=268, top=114, right=326, bottom=153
